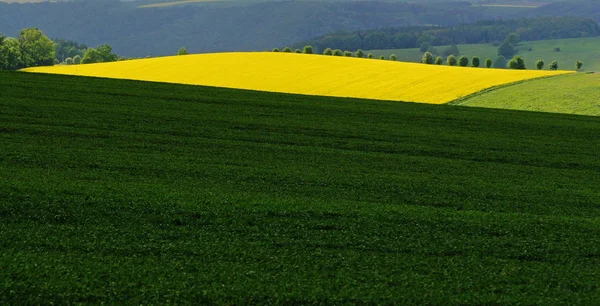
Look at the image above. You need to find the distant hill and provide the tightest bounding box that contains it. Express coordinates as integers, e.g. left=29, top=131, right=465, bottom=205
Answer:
left=0, top=0, right=527, bottom=57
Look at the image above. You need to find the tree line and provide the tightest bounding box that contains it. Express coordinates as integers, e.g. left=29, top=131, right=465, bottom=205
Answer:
left=296, top=16, right=600, bottom=53
left=0, top=28, right=122, bottom=70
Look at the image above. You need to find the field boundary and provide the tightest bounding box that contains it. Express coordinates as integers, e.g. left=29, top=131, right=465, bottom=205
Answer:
left=447, top=73, right=571, bottom=106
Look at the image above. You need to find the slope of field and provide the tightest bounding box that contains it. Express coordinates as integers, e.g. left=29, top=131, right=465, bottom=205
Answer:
left=2, top=71, right=600, bottom=304
left=23, top=52, right=569, bottom=104
left=368, top=37, right=600, bottom=72
left=452, top=73, right=600, bottom=115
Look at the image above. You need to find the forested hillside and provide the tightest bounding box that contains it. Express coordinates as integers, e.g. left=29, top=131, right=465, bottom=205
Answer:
left=0, top=0, right=526, bottom=57
left=298, top=17, right=600, bottom=53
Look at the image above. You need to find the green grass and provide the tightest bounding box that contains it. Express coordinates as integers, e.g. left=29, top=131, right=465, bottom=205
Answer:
left=367, top=37, right=600, bottom=72
left=2, top=71, right=600, bottom=304
left=451, top=73, right=600, bottom=116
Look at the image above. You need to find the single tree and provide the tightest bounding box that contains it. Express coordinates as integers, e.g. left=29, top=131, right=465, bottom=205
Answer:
left=177, top=47, right=188, bottom=55
left=81, top=48, right=102, bottom=64
left=272, top=48, right=280, bottom=52
left=422, top=52, right=434, bottom=64
left=390, top=54, right=397, bottom=61
left=576, top=60, right=583, bottom=71
left=294, top=49, right=301, bottom=53
left=434, top=56, right=443, bottom=65
left=485, top=58, right=492, bottom=68
left=282, top=47, right=292, bottom=53
left=498, top=42, right=516, bottom=58
left=472, top=56, right=480, bottom=67
left=548, top=61, right=558, bottom=70
left=65, top=57, right=73, bottom=65
left=355, top=49, right=364, bottom=58
left=323, top=48, right=333, bottom=55
left=333, top=49, right=343, bottom=56
left=379, top=55, right=385, bottom=60
left=458, top=56, right=469, bottom=67
left=17, top=28, right=55, bottom=68
left=535, top=59, right=544, bottom=70
left=447, top=55, right=457, bottom=66
left=367, top=53, right=374, bottom=59
left=303, top=45, right=313, bottom=54
left=507, top=59, right=518, bottom=69
left=73, top=55, right=81, bottom=65
left=344, top=51, right=353, bottom=57
left=492, top=56, right=506, bottom=69
left=511, top=56, right=526, bottom=69
left=96, top=44, right=117, bottom=62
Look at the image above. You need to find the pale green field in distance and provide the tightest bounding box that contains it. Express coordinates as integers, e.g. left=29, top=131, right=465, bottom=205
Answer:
left=452, top=73, right=600, bottom=116
left=368, top=37, right=600, bottom=72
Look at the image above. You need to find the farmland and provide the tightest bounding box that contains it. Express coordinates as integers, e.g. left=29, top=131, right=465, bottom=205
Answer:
left=2, top=70, right=600, bottom=303
left=23, top=52, right=569, bottom=104
left=368, top=37, right=600, bottom=72
left=453, top=73, right=600, bottom=116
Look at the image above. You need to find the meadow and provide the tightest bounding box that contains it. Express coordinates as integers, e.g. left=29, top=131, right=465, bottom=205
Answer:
left=368, top=37, right=600, bottom=72
left=2, top=71, right=600, bottom=303
left=23, top=52, right=569, bottom=104
left=453, top=73, right=600, bottom=116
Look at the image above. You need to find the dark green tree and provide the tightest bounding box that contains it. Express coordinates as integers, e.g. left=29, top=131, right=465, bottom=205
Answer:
left=549, top=61, right=558, bottom=70
left=65, top=57, right=73, bottom=65
left=355, top=49, right=364, bottom=58
left=434, top=56, right=443, bottom=65
left=73, top=55, right=81, bottom=65
left=485, top=58, right=492, bottom=68
left=81, top=48, right=102, bottom=64
left=379, top=55, right=385, bottom=60
left=294, top=49, right=301, bottom=53
left=498, top=42, right=516, bottom=58
left=458, top=56, right=469, bottom=67
left=576, top=60, right=583, bottom=71
left=18, top=28, right=55, bottom=68
left=535, top=59, right=544, bottom=70
left=323, top=48, right=333, bottom=55
left=344, top=51, right=353, bottom=57
left=367, top=53, right=374, bottom=59
left=177, top=47, right=188, bottom=55
left=303, top=45, right=313, bottom=54
left=282, top=47, right=292, bottom=53
left=390, top=54, right=397, bottom=61
left=272, top=48, right=279, bottom=52
left=472, top=56, right=480, bottom=67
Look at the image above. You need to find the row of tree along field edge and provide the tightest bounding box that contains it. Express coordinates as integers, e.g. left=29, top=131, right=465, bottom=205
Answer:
left=1, top=71, right=600, bottom=303
left=297, top=16, right=600, bottom=53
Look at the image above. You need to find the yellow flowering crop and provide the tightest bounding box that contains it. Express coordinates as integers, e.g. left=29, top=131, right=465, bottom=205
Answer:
left=24, top=52, right=571, bottom=104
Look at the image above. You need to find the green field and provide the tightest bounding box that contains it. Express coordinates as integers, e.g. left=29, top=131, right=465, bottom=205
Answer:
left=452, top=73, right=600, bottom=116
left=2, top=71, right=600, bottom=303
left=368, top=37, right=600, bottom=72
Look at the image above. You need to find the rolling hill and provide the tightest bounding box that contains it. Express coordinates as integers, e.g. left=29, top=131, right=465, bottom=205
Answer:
left=2, top=70, right=600, bottom=303
left=23, top=52, right=570, bottom=104
left=367, top=37, right=600, bottom=72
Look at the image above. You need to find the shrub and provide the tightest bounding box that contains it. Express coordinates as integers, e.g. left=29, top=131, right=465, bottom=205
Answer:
left=447, top=55, right=457, bottom=66
left=472, top=56, right=480, bottom=67
left=272, top=48, right=280, bottom=52
left=303, top=46, right=313, bottom=54
left=323, top=48, right=333, bottom=55
left=379, top=55, right=385, bottom=60
left=177, top=47, right=188, bottom=55
left=458, top=56, right=469, bottom=67
left=422, top=52, right=434, bottom=64
left=367, top=53, right=374, bottom=59
left=485, top=58, right=492, bottom=68
left=536, top=59, right=544, bottom=70
left=434, top=56, right=443, bottom=65
left=282, top=47, right=292, bottom=53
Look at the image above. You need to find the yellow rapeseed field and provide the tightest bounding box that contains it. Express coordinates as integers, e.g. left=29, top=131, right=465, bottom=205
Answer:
left=23, top=52, right=571, bottom=104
